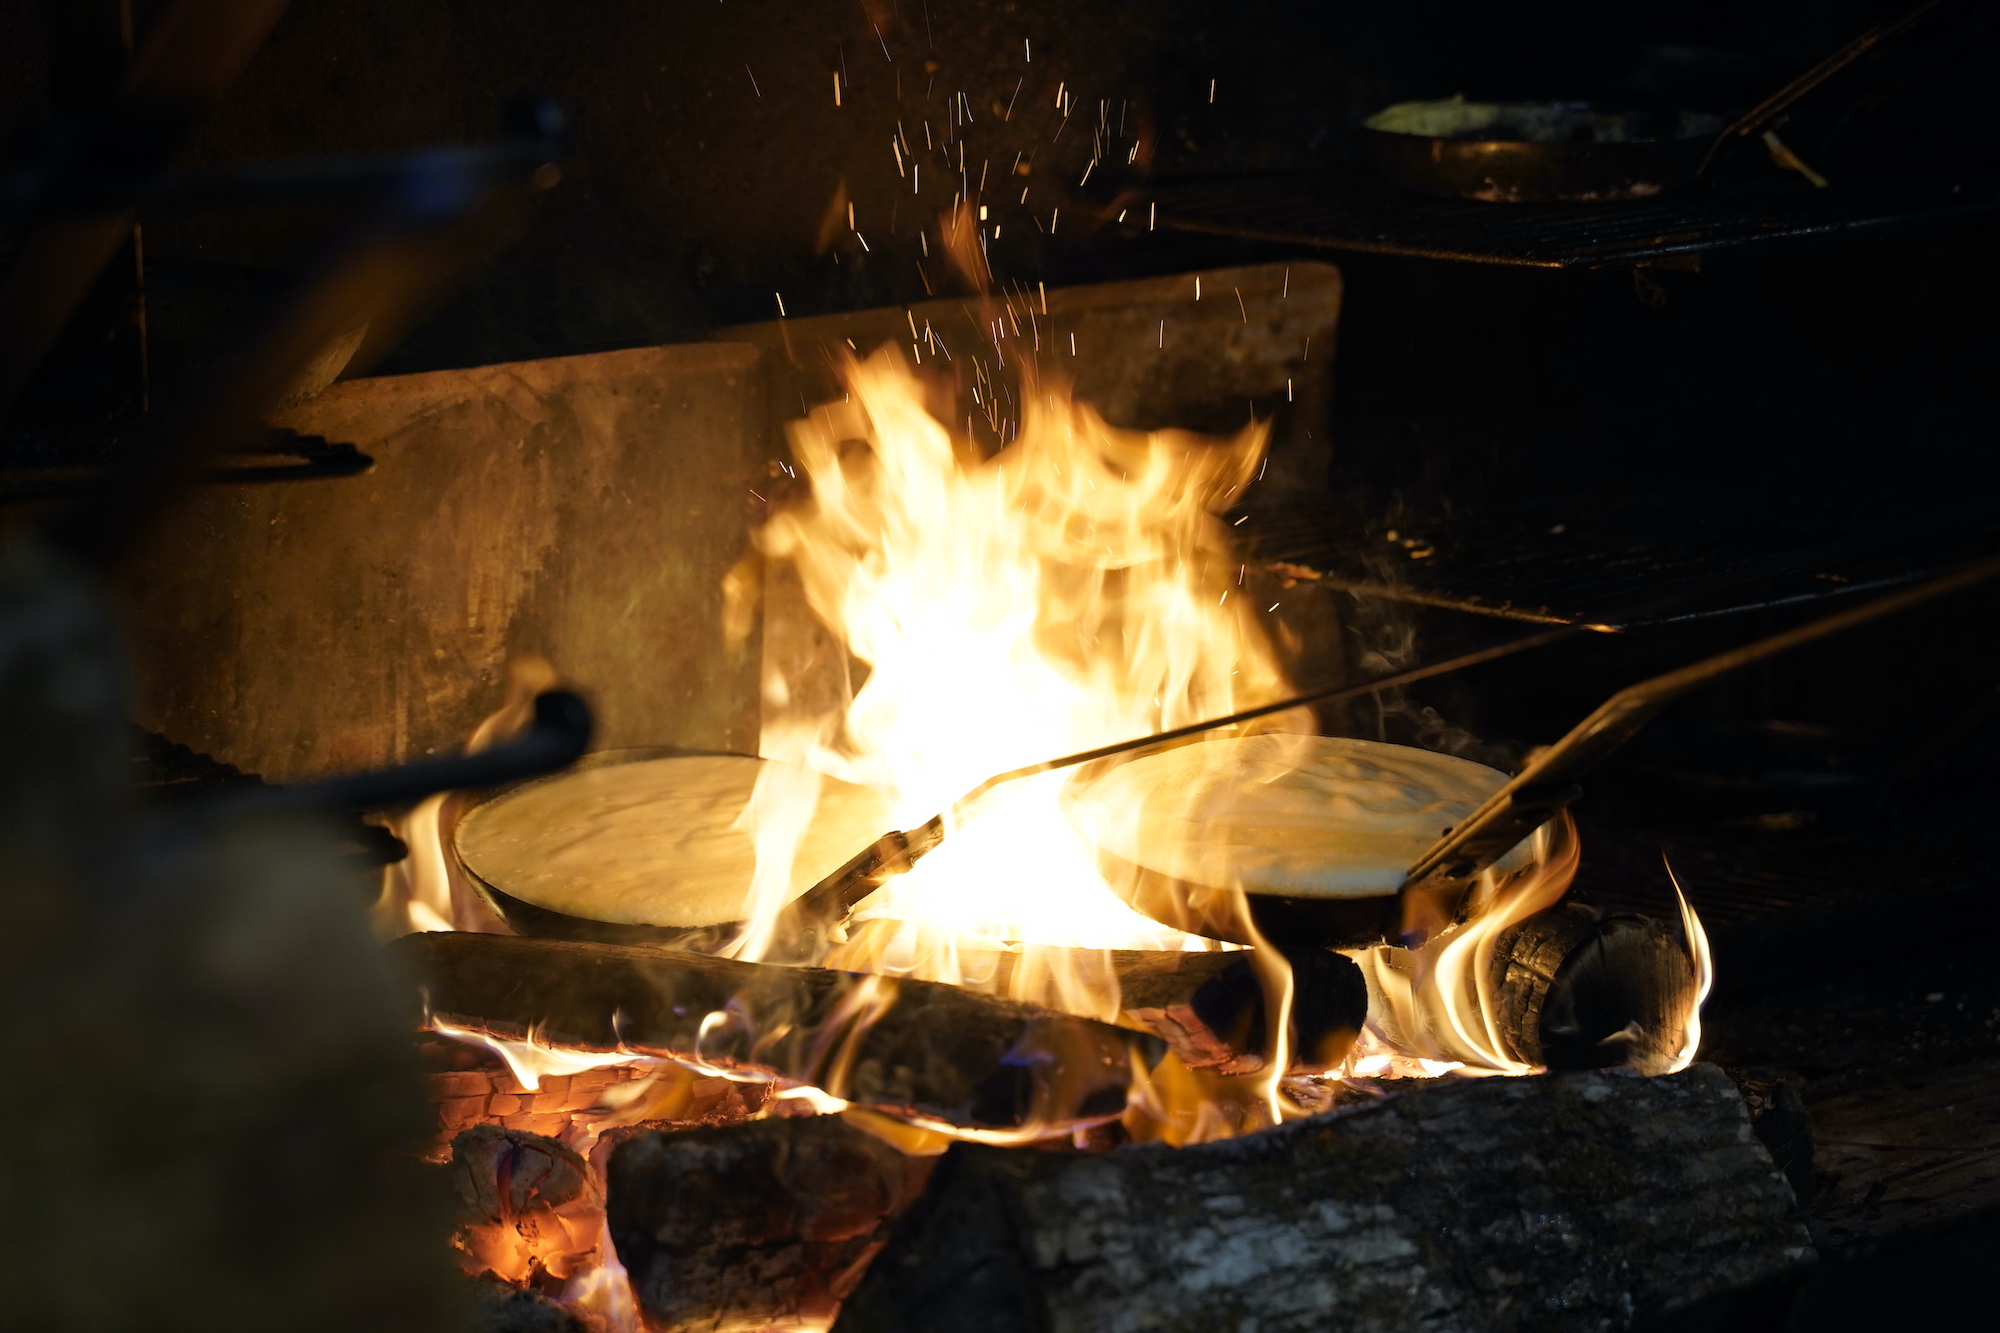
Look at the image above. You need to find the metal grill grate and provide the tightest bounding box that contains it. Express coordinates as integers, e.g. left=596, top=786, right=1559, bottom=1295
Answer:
left=1240, top=489, right=2000, bottom=627
left=1134, top=168, right=2000, bottom=269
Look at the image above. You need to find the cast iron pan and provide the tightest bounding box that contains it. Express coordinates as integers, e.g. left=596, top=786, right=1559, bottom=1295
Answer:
left=1058, top=734, right=1537, bottom=951
left=452, top=747, right=893, bottom=953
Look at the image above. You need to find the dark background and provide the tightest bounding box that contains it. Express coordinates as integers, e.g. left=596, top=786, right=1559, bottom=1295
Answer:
left=4, top=5, right=1999, bottom=1327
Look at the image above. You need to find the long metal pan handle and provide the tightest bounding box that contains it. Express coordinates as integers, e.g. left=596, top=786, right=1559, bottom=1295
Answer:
left=232, top=689, right=592, bottom=815
left=1695, top=0, right=1947, bottom=177
left=1396, top=554, right=2000, bottom=946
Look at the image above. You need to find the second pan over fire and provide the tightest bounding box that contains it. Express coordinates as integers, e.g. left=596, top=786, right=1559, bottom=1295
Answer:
left=1061, top=734, right=1537, bottom=949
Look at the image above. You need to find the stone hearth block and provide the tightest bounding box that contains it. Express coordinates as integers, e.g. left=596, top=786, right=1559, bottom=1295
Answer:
left=121, top=343, right=766, bottom=780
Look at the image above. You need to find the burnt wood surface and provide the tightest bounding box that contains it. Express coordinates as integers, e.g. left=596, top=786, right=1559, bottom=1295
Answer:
left=1492, top=906, right=1698, bottom=1075
left=832, top=1064, right=1812, bottom=1333
left=970, top=946, right=1369, bottom=1076
left=608, top=1115, right=935, bottom=1332
left=393, top=932, right=1142, bottom=1132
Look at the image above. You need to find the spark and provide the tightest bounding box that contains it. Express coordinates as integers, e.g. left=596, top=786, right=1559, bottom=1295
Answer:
left=835, top=72, right=842, bottom=106
left=745, top=64, right=762, bottom=96
left=920, top=230, right=928, bottom=255
left=1234, top=287, right=1246, bottom=322
left=1287, top=378, right=1293, bottom=401
left=1233, top=514, right=1248, bottom=525
left=1267, top=603, right=1280, bottom=613
left=1020, top=186, right=1028, bottom=202
left=922, top=0, right=934, bottom=48
left=914, top=163, right=920, bottom=194
left=848, top=201, right=855, bottom=229
left=1282, top=266, right=1289, bottom=298
left=1194, top=276, right=1201, bottom=300
left=774, top=292, right=786, bottom=316
left=893, top=138, right=904, bottom=175
left=1070, top=331, right=1077, bottom=355
left=750, top=488, right=766, bottom=501
left=1024, top=38, right=1030, bottom=61
left=979, top=158, right=989, bottom=192
left=1079, top=160, right=1093, bottom=186
left=856, top=232, right=870, bottom=251
left=1302, top=335, right=1310, bottom=361
left=1157, top=319, right=1163, bottom=347
left=1050, top=207, right=1058, bottom=231
left=1149, top=200, right=1156, bottom=230
left=1055, top=80, right=1065, bottom=108
left=1209, top=78, right=1216, bottom=103
left=1117, top=208, right=1127, bottom=221
left=874, top=22, right=892, bottom=60
left=1005, top=76, right=1023, bottom=120
left=1219, top=591, right=1228, bottom=604
left=1039, top=281, right=1047, bottom=313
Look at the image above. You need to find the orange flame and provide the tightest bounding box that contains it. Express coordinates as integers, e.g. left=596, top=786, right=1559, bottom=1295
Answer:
left=1663, top=855, right=1714, bottom=1073
left=751, top=347, right=1302, bottom=983
left=1349, top=814, right=1582, bottom=1076
left=374, top=657, right=558, bottom=938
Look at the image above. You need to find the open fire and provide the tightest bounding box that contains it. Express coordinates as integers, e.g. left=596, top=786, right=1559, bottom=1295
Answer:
left=384, top=338, right=1718, bottom=1329
left=396, top=340, right=1710, bottom=1132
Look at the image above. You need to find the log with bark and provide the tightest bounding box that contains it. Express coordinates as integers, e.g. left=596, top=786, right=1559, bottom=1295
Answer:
left=1359, top=904, right=1701, bottom=1076
left=393, top=932, right=1144, bottom=1132
left=1491, top=904, right=1698, bottom=1074
left=607, top=1115, right=936, bottom=1332
left=832, top=1064, right=1814, bottom=1333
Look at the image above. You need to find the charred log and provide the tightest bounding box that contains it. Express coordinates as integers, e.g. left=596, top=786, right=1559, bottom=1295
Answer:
left=832, top=1065, right=1813, bottom=1333
left=608, top=1115, right=935, bottom=1332
left=948, top=946, right=1370, bottom=1076
left=1127, top=947, right=1367, bottom=1074
left=393, top=933, right=1147, bottom=1132
left=448, top=1126, right=603, bottom=1291
left=1491, top=904, right=1698, bottom=1074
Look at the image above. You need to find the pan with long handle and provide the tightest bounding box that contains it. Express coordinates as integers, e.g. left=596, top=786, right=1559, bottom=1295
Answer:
left=805, top=554, right=2000, bottom=955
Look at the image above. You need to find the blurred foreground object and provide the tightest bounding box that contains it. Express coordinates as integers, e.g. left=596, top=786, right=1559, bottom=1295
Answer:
left=0, top=539, right=461, bottom=1330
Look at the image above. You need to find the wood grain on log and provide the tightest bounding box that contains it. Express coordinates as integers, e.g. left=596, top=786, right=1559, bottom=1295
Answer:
left=833, top=1065, right=1813, bottom=1333
left=608, top=1115, right=935, bottom=1332
left=392, top=933, right=1143, bottom=1132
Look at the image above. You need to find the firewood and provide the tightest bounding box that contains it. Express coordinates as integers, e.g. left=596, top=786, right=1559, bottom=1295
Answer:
left=1491, top=905, right=1698, bottom=1074
left=448, top=1126, right=603, bottom=1291
left=1114, top=947, right=1368, bottom=1074
left=392, top=932, right=1144, bottom=1132
left=832, top=1064, right=1814, bottom=1333
left=607, top=1115, right=935, bottom=1332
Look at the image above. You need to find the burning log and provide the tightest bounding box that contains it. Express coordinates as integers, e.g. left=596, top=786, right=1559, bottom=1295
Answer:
left=1490, top=904, right=1700, bottom=1074
left=394, top=932, right=1143, bottom=1132
left=607, top=1115, right=936, bottom=1332
left=1107, top=946, right=1369, bottom=1075
left=833, top=1065, right=1814, bottom=1333
left=448, top=1126, right=604, bottom=1291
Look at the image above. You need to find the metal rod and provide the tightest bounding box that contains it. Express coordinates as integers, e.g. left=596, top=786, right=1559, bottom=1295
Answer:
left=1396, top=552, right=2000, bottom=943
